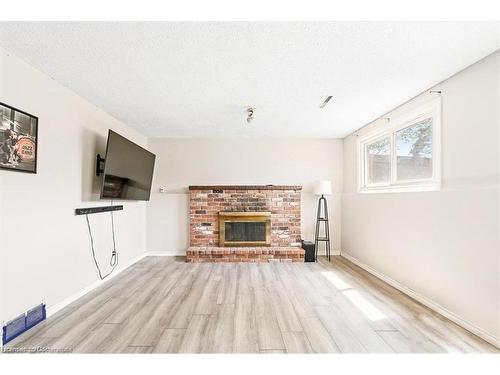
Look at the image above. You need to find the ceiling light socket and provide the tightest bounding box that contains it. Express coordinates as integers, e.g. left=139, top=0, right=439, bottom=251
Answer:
left=246, top=107, right=255, bottom=123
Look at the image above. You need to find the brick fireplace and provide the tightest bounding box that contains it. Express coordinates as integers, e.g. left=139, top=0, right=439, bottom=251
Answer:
left=187, top=185, right=305, bottom=262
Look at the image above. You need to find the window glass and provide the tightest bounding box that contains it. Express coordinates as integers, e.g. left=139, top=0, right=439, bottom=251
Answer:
left=395, top=118, right=433, bottom=181
left=366, top=136, right=391, bottom=184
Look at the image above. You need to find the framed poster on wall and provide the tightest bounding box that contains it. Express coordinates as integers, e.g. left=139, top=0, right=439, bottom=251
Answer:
left=0, top=102, right=38, bottom=173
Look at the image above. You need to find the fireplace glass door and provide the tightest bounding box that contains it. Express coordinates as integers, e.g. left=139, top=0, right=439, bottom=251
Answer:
left=219, top=212, right=271, bottom=247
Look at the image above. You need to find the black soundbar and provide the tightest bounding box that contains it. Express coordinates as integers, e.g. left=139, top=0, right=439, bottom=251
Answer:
left=75, top=205, right=123, bottom=215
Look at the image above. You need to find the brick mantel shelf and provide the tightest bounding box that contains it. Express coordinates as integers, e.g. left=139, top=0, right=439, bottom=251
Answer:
left=188, top=185, right=302, bottom=191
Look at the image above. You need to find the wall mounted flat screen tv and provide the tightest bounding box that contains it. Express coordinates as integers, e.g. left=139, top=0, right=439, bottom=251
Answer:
left=100, top=130, right=156, bottom=201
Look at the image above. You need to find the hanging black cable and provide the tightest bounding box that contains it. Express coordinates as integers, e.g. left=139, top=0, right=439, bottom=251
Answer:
left=109, top=207, right=118, bottom=267
left=85, top=208, right=118, bottom=280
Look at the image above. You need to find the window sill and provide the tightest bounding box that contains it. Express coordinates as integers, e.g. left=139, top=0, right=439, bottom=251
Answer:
left=358, top=184, right=441, bottom=194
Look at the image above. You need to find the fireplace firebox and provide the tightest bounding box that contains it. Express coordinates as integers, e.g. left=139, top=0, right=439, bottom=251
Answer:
left=218, top=212, right=271, bottom=247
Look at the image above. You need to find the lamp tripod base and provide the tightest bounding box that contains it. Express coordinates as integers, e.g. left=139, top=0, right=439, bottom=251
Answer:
left=314, top=194, right=331, bottom=261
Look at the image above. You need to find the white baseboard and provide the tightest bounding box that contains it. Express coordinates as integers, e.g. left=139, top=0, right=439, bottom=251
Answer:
left=46, top=253, right=147, bottom=318
left=317, top=249, right=341, bottom=256
left=341, top=252, right=500, bottom=349
left=145, top=250, right=186, bottom=257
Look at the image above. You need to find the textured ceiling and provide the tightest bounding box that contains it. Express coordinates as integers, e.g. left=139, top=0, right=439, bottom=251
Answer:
left=0, top=22, right=498, bottom=138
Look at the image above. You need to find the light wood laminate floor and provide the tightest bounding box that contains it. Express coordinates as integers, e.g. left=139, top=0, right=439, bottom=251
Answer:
left=5, top=256, right=498, bottom=353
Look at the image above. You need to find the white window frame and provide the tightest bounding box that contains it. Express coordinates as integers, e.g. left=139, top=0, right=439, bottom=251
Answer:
left=358, top=97, right=441, bottom=193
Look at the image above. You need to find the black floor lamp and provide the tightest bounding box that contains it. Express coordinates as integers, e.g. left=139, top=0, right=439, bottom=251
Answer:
left=314, top=180, right=332, bottom=261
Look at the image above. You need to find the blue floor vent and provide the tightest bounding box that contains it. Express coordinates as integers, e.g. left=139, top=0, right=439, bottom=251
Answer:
left=2, top=303, right=46, bottom=345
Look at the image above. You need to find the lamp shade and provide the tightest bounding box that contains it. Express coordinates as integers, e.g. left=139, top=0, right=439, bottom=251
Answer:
left=314, top=180, right=332, bottom=195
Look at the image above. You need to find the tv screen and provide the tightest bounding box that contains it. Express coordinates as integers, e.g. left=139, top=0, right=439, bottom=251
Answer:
left=100, top=130, right=156, bottom=201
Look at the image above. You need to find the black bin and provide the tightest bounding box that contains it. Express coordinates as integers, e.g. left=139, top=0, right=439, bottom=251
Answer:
left=301, top=240, right=316, bottom=262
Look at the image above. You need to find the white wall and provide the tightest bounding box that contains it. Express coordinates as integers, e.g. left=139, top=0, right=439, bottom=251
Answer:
left=147, top=138, right=343, bottom=255
left=0, top=48, right=148, bottom=324
left=342, top=51, right=500, bottom=344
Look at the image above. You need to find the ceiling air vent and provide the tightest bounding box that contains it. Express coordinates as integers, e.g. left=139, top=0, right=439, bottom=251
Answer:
left=319, top=96, right=333, bottom=108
